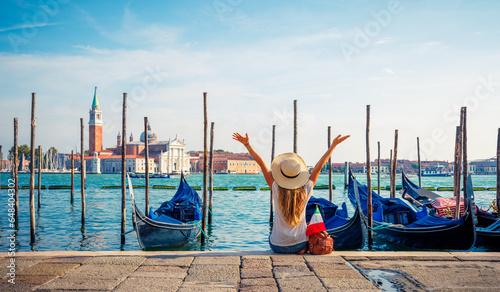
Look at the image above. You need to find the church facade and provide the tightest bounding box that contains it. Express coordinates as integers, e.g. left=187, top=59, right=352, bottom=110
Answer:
left=85, top=88, right=190, bottom=174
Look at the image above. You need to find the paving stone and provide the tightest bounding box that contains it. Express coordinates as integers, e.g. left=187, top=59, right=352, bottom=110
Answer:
left=14, top=274, right=57, bottom=285
left=240, top=277, right=277, bottom=288
left=47, top=264, right=137, bottom=280
left=114, top=276, right=183, bottom=292
left=184, top=264, right=240, bottom=283
left=242, top=255, right=271, bottom=260
left=241, top=258, right=272, bottom=269
left=454, top=255, right=500, bottom=262
left=240, top=268, right=274, bottom=279
left=272, top=260, right=309, bottom=267
left=0, top=258, right=40, bottom=279
left=37, top=276, right=127, bottom=290
left=17, top=262, right=80, bottom=277
left=366, top=256, right=414, bottom=261
left=273, top=265, right=315, bottom=279
left=342, top=256, right=369, bottom=261
left=400, top=266, right=500, bottom=290
left=84, top=256, right=146, bottom=266
left=42, top=256, right=92, bottom=264
left=178, top=281, right=238, bottom=291
left=304, top=255, right=347, bottom=264
left=308, top=262, right=353, bottom=271
left=239, top=286, right=279, bottom=292
left=142, top=256, right=194, bottom=267
left=129, top=265, right=188, bottom=278
left=191, top=256, right=240, bottom=265
left=316, top=268, right=367, bottom=279
left=410, top=256, right=458, bottom=261
left=0, top=283, right=37, bottom=292
left=321, top=277, right=379, bottom=290
left=276, top=275, right=326, bottom=291
left=271, top=255, right=304, bottom=263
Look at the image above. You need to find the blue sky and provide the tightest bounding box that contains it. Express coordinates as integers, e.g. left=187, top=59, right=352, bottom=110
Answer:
left=1, top=0, right=500, bottom=165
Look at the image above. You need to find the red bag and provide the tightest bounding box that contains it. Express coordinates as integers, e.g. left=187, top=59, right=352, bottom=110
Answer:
left=308, top=231, right=334, bottom=254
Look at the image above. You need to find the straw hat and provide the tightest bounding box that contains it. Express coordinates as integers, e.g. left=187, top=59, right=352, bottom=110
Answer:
left=271, top=152, right=309, bottom=189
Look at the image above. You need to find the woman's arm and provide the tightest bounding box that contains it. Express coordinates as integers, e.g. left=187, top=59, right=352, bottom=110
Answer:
left=309, top=134, right=350, bottom=185
left=232, top=133, right=274, bottom=187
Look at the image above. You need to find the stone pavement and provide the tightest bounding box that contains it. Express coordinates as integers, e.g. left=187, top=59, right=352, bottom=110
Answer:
left=1, top=251, right=500, bottom=291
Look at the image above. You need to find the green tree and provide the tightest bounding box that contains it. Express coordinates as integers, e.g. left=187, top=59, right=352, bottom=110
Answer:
left=9, top=144, right=31, bottom=160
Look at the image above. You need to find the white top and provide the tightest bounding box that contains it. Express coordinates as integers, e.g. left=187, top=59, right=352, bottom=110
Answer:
left=270, top=180, right=314, bottom=246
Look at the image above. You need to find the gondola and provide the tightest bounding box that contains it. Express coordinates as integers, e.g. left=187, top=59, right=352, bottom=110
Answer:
left=348, top=172, right=476, bottom=250
left=306, top=196, right=366, bottom=250
left=128, top=173, right=201, bottom=249
left=402, top=171, right=500, bottom=247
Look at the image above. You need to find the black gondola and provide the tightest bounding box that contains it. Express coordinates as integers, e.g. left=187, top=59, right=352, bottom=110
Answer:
left=348, top=172, right=476, bottom=250
left=402, top=171, right=500, bottom=247
left=305, top=196, right=365, bottom=250
left=128, top=173, right=201, bottom=249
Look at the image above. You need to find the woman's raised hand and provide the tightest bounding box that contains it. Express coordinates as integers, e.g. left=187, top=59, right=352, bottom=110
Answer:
left=332, top=134, right=350, bottom=147
left=232, top=132, right=249, bottom=145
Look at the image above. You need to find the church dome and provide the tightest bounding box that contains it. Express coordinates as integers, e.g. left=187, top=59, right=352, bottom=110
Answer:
left=140, top=123, right=157, bottom=143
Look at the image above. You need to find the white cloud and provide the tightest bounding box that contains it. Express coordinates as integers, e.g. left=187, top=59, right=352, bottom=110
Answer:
left=382, top=68, right=395, bottom=74
left=0, top=22, right=59, bottom=32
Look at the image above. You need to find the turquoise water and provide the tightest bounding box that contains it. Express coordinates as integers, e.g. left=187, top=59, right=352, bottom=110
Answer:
left=0, top=173, right=498, bottom=252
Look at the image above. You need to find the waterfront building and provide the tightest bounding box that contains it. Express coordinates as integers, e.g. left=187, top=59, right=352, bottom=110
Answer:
left=189, top=151, right=261, bottom=174
left=84, top=88, right=190, bottom=174
left=88, top=87, right=103, bottom=155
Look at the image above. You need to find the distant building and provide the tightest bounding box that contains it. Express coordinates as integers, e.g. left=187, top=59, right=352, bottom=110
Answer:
left=470, top=159, right=497, bottom=175
left=85, top=88, right=190, bottom=174
left=89, top=87, right=103, bottom=155
left=190, top=151, right=261, bottom=174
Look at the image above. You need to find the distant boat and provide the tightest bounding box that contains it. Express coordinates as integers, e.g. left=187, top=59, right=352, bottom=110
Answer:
left=421, top=164, right=452, bottom=177
left=128, top=173, right=201, bottom=249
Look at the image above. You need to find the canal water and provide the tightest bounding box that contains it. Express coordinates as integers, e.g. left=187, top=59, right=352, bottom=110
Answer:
left=0, top=173, right=498, bottom=252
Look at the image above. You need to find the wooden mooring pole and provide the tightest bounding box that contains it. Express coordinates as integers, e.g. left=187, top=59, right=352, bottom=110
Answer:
left=453, top=125, right=463, bottom=220
left=71, top=150, right=74, bottom=204
left=37, top=145, right=41, bottom=209
left=29, top=92, right=36, bottom=243
left=201, top=92, right=208, bottom=245
left=270, top=125, right=275, bottom=223
left=80, top=118, right=86, bottom=226
left=293, top=100, right=297, bottom=154
left=13, top=118, right=19, bottom=229
left=461, top=107, right=468, bottom=205
left=390, top=130, right=398, bottom=198
left=417, top=137, right=422, bottom=188
left=344, top=161, right=349, bottom=189
left=366, top=105, right=373, bottom=248
left=377, top=141, right=381, bottom=195
left=144, top=117, right=150, bottom=217
left=328, top=126, right=333, bottom=202
left=208, top=122, right=214, bottom=225
left=121, top=93, right=127, bottom=244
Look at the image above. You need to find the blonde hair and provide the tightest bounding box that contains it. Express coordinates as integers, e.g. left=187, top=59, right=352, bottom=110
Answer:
left=277, top=185, right=307, bottom=227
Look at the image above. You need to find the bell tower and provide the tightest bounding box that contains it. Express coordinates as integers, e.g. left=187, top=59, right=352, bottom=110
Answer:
left=89, top=87, right=103, bottom=155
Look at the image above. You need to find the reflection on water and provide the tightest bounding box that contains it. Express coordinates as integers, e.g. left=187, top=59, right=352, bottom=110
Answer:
left=0, top=173, right=498, bottom=252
